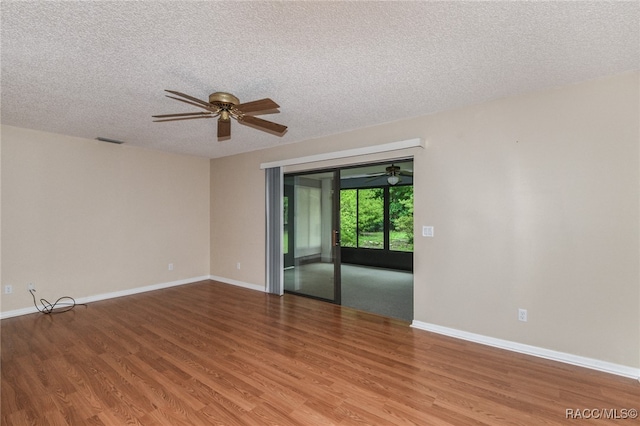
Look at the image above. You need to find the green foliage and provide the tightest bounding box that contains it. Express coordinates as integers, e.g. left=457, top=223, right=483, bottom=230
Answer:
left=340, top=190, right=357, bottom=247
left=390, top=186, right=413, bottom=244
left=394, top=215, right=414, bottom=245
left=339, top=185, right=413, bottom=251
left=357, top=188, right=384, bottom=233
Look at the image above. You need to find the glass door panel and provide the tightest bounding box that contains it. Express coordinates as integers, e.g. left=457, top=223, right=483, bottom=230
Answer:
left=283, top=170, right=340, bottom=303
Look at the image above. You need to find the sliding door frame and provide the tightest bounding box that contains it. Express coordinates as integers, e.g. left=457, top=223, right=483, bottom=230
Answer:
left=283, top=168, right=341, bottom=304
left=262, top=137, right=423, bottom=303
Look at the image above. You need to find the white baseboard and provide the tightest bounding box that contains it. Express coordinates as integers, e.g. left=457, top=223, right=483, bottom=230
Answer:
left=0, top=275, right=211, bottom=320
left=208, top=275, right=266, bottom=293
left=411, top=320, right=640, bottom=381
left=0, top=305, right=39, bottom=319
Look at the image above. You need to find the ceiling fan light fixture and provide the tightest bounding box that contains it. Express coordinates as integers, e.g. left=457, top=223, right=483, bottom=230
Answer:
left=387, top=175, right=400, bottom=186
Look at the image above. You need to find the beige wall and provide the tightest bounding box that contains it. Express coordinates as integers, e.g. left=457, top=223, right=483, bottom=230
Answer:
left=210, top=152, right=266, bottom=286
left=1, top=126, right=210, bottom=314
left=210, top=72, right=639, bottom=368
left=414, top=72, right=638, bottom=368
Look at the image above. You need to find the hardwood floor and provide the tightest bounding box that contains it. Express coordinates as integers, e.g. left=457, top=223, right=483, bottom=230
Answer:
left=2, top=280, right=638, bottom=425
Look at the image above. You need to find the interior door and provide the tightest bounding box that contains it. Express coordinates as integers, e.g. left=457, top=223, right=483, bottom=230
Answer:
left=283, top=170, right=341, bottom=303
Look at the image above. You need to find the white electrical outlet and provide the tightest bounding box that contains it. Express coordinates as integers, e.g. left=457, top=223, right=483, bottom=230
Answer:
left=28, top=283, right=35, bottom=291
left=236, top=262, right=241, bottom=270
left=4, top=285, right=13, bottom=295
left=168, top=263, right=174, bottom=271
left=518, top=309, right=528, bottom=322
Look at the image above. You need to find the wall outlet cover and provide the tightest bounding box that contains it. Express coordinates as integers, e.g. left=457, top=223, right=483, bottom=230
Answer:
left=518, top=309, right=528, bottom=322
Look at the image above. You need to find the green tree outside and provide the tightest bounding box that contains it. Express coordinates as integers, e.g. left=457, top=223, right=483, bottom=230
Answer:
left=339, top=185, right=413, bottom=251
left=340, top=189, right=357, bottom=247
left=390, top=186, right=413, bottom=249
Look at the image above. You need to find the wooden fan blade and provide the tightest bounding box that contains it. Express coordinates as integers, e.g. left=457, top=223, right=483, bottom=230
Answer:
left=166, top=95, right=220, bottom=113
left=153, top=112, right=212, bottom=118
left=218, top=119, right=231, bottom=138
left=165, top=90, right=212, bottom=107
left=234, top=98, right=280, bottom=114
left=239, top=115, right=287, bottom=135
left=153, top=115, right=214, bottom=122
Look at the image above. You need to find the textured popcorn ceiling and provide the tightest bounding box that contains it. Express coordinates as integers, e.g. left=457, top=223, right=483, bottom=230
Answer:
left=1, top=1, right=638, bottom=159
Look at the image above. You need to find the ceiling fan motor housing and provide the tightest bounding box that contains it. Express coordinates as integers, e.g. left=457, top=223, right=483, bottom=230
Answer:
left=209, top=92, right=238, bottom=122
left=209, top=92, right=239, bottom=106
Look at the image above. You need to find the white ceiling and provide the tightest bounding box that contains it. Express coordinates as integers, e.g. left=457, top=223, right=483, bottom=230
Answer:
left=1, top=1, right=638, bottom=159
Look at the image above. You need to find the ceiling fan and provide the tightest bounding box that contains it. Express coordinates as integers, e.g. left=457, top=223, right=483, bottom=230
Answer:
left=153, top=90, right=287, bottom=139
left=366, top=164, right=413, bottom=185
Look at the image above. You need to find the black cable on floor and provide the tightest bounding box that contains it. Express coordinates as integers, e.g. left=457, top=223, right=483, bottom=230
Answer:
left=29, top=289, right=87, bottom=314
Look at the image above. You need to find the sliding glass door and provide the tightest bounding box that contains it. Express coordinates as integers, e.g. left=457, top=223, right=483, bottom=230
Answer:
left=283, top=170, right=341, bottom=303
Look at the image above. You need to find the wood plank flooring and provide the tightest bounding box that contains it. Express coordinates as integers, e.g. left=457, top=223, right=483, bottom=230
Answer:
left=2, top=280, right=638, bottom=425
